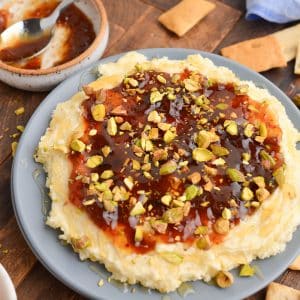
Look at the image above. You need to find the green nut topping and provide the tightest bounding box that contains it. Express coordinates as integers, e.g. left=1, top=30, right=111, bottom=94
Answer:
left=107, top=117, right=117, bottom=136
left=86, top=155, right=103, bottom=168
left=225, top=120, right=238, bottom=136
left=159, top=160, right=177, bottom=175
left=163, top=207, right=184, bottom=224
left=101, top=170, right=114, bottom=179
left=160, top=252, right=183, bottom=264
left=184, top=185, right=199, bottom=201
left=120, top=121, right=132, bottom=131
left=194, top=225, right=208, bottom=235
left=91, top=104, right=106, bottom=122
left=161, top=194, right=172, bottom=206
left=210, top=144, right=229, bottom=156
left=196, top=130, right=211, bottom=148
left=127, top=78, right=139, bottom=87
left=183, top=78, right=200, bottom=92
left=241, top=187, right=254, bottom=201
left=226, top=168, right=245, bottom=182
left=256, top=188, right=270, bottom=202
left=130, top=202, right=146, bottom=216
left=222, top=208, right=232, bottom=220
left=164, top=130, right=177, bottom=144
left=148, top=110, right=161, bottom=123
left=102, top=145, right=111, bottom=157
left=134, top=226, right=143, bottom=242
left=253, top=176, right=265, bottom=188
left=260, top=150, right=275, bottom=166
left=244, top=123, right=254, bottom=138
left=192, top=148, right=214, bottom=162
left=157, top=75, right=167, bottom=84
left=150, top=90, right=164, bottom=104
left=239, top=264, right=255, bottom=277
left=70, top=139, right=86, bottom=152
left=273, top=166, right=285, bottom=187
left=215, top=103, right=229, bottom=110
left=167, top=93, right=176, bottom=100
left=259, top=123, right=268, bottom=138
left=196, top=236, right=211, bottom=250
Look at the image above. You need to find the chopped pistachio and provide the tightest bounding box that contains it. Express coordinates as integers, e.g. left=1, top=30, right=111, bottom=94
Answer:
left=215, top=103, right=229, bottom=110
left=120, top=121, right=132, bottom=131
left=256, top=188, right=270, bottom=202
left=241, top=187, right=254, bottom=201
left=103, top=199, right=117, bottom=212
left=260, top=150, right=275, bottom=166
left=150, top=219, right=168, bottom=234
left=14, top=107, right=25, bottom=115
left=141, top=138, right=153, bottom=152
left=124, top=176, right=134, bottom=190
left=226, top=168, right=245, bottom=182
left=215, top=271, right=234, bottom=288
left=242, top=152, right=250, bottom=162
left=259, top=123, right=268, bottom=138
left=173, top=199, right=184, bottom=207
left=130, top=202, right=146, bottom=216
left=196, top=235, right=211, bottom=250
left=107, top=117, right=117, bottom=136
left=90, top=173, right=99, bottom=182
left=244, top=123, right=254, bottom=138
left=148, top=110, right=161, bottom=123
left=157, top=74, right=167, bottom=84
left=134, top=226, right=143, bottom=242
left=253, top=176, right=265, bottom=188
left=194, top=225, right=208, bottom=235
left=103, top=189, right=113, bottom=201
left=91, top=104, right=106, bottom=121
left=222, top=208, right=231, bottom=220
left=101, top=170, right=114, bottom=179
left=71, top=236, right=90, bottom=250
left=188, top=172, right=201, bottom=184
left=94, top=181, right=110, bottom=192
left=153, top=149, right=168, bottom=161
left=167, top=93, right=176, bottom=100
left=251, top=201, right=260, bottom=208
left=239, top=264, right=255, bottom=277
left=160, top=252, right=183, bottom=264
left=11, top=141, right=18, bottom=157
left=171, top=74, right=180, bottom=84
left=213, top=218, right=230, bottom=235
left=212, top=158, right=226, bottom=166
left=158, top=122, right=171, bottom=131
left=164, top=130, right=176, bottom=143
left=273, top=166, right=285, bottom=187
left=89, top=129, right=97, bottom=136
left=195, top=130, right=211, bottom=148
left=162, top=207, right=184, bottom=224
left=183, top=78, right=199, bottom=92
left=161, top=194, right=172, bottom=206
left=16, top=125, right=24, bottom=132
left=159, top=160, right=177, bottom=175
left=127, top=77, right=139, bottom=87
left=210, top=144, right=229, bottom=156
left=184, top=185, right=199, bottom=201
left=225, top=120, right=238, bottom=135
left=192, top=148, right=214, bottom=162
left=86, top=155, right=103, bottom=168
left=235, top=84, right=249, bottom=95
left=101, top=145, right=111, bottom=157
left=150, top=90, right=164, bottom=104
left=70, top=139, right=86, bottom=152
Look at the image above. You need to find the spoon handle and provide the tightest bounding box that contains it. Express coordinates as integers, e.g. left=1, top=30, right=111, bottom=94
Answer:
left=40, top=0, right=74, bottom=30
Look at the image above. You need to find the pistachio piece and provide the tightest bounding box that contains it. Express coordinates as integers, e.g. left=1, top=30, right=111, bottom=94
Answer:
left=241, top=187, right=254, bottom=201
left=153, top=149, right=168, bottom=161
left=124, top=176, right=134, bottom=190
left=150, top=90, right=164, bottom=104
left=14, top=107, right=25, bottom=115
left=101, top=170, right=114, bottom=179
left=71, top=236, right=90, bottom=250
left=215, top=271, right=234, bottom=288
left=86, top=155, right=103, bottom=168
left=167, top=93, right=176, bottom=100
left=184, top=185, right=199, bottom=201
left=226, top=168, right=245, bottom=182
left=91, top=104, right=106, bottom=121
left=157, top=74, right=167, bottom=84
left=160, top=252, right=183, bottom=264
left=158, top=122, right=171, bottom=131
left=242, top=153, right=250, bottom=162
left=196, top=235, right=211, bottom=250
left=126, top=77, right=139, bottom=87
left=183, top=78, right=199, bottom=92
left=234, top=84, right=249, bottom=95
left=90, top=173, right=99, bottom=182
left=70, top=139, right=86, bottom=152
left=150, top=219, right=168, bottom=234
left=213, top=218, right=230, bottom=235
left=215, top=103, right=229, bottom=110
left=148, top=110, right=161, bottom=123
left=164, top=130, right=177, bottom=144
left=94, top=182, right=109, bottom=192
left=141, top=138, right=154, bottom=152
left=212, top=158, right=226, bottom=166
left=259, top=123, right=267, bottom=138
left=192, top=148, right=214, bottom=162
left=244, top=123, right=254, bottom=138
left=195, top=131, right=211, bottom=148
left=188, top=172, right=201, bottom=184
left=253, top=176, right=265, bottom=188
left=103, top=199, right=117, bottom=212
left=222, top=208, right=231, bottom=220
left=273, top=166, right=285, bottom=187
left=239, top=264, right=255, bottom=277
left=161, top=194, right=172, bottom=206
left=225, top=120, right=238, bottom=136
left=210, top=144, right=229, bottom=156
left=256, top=188, right=270, bottom=202
left=134, top=226, right=143, bottom=242
left=194, top=225, right=208, bottom=235
left=89, top=129, right=97, bottom=136
left=120, top=121, right=132, bottom=131
left=132, top=159, right=141, bottom=170
left=130, top=202, right=146, bottom=216
left=260, top=150, right=275, bottom=166
left=101, top=145, right=111, bottom=157
left=162, top=207, right=184, bottom=224
left=107, top=117, right=117, bottom=136
left=16, top=125, right=25, bottom=132
left=159, top=160, right=177, bottom=175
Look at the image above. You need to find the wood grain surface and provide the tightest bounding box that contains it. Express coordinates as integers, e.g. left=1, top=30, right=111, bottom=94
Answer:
left=0, top=1, right=299, bottom=299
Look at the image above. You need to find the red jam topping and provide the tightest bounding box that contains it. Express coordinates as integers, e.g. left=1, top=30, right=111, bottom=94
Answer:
left=68, top=70, right=283, bottom=253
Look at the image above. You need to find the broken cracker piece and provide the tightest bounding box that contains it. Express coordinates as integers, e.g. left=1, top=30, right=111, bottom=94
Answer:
left=266, top=282, right=300, bottom=300
left=221, top=35, right=287, bottom=72
left=289, top=255, right=300, bottom=271
left=158, top=0, right=215, bottom=37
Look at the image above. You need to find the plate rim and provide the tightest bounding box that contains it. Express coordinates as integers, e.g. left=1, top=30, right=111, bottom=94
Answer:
left=11, top=48, right=300, bottom=300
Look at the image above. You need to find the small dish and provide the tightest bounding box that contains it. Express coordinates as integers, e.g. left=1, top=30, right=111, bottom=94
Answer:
left=0, top=0, right=109, bottom=91
left=0, top=264, right=17, bottom=300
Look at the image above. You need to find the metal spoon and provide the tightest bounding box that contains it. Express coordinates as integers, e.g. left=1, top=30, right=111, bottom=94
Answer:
left=0, top=0, right=74, bottom=62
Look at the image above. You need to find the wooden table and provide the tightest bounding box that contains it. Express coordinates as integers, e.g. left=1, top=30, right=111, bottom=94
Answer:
left=1, top=0, right=299, bottom=299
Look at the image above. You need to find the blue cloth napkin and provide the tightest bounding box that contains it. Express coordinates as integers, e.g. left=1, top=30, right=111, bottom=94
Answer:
left=246, top=0, right=300, bottom=23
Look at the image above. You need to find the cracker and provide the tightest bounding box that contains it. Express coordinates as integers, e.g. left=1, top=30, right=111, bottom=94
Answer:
left=289, top=255, right=300, bottom=270
left=221, top=35, right=287, bottom=72
left=273, top=24, right=300, bottom=62
left=266, top=282, right=300, bottom=300
left=158, top=0, right=215, bottom=37
left=294, top=40, right=300, bottom=75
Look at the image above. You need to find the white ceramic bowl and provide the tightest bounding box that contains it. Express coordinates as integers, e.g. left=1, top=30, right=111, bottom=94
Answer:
left=0, top=264, right=17, bottom=300
left=0, top=0, right=109, bottom=91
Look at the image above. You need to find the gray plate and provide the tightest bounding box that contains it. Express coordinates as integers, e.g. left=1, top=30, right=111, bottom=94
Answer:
left=11, top=48, right=300, bottom=300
